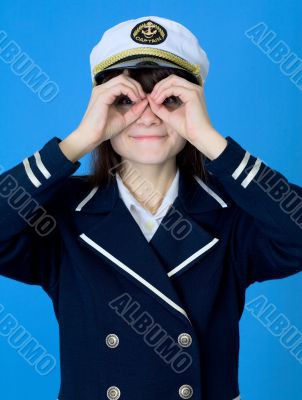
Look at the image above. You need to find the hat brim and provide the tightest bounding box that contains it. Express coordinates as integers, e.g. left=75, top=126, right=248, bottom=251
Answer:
left=92, top=48, right=203, bottom=84
left=103, top=55, right=189, bottom=71
left=94, top=55, right=200, bottom=85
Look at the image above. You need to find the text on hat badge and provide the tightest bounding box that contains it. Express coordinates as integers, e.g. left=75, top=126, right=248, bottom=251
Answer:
left=130, top=19, right=167, bottom=45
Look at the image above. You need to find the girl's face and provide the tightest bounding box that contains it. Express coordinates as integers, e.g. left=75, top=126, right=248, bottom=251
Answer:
left=110, top=71, right=187, bottom=166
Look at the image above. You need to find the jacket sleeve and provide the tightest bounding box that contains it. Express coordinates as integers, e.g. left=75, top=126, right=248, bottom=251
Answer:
left=204, top=136, right=302, bottom=288
left=0, top=136, right=81, bottom=293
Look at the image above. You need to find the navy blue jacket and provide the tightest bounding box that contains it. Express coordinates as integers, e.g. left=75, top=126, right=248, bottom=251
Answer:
left=0, top=135, right=302, bottom=400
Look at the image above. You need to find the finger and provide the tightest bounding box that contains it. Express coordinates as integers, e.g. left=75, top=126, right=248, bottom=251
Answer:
left=105, top=73, right=144, bottom=100
left=119, top=73, right=144, bottom=99
left=123, top=98, right=149, bottom=125
left=121, top=74, right=146, bottom=99
left=152, top=86, right=194, bottom=105
left=104, top=83, right=142, bottom=106
left=147, top=94, right=171, bottom=122
left=151, top=74, right=196, bottom=97
left=85, top=85, right=104, bottom=112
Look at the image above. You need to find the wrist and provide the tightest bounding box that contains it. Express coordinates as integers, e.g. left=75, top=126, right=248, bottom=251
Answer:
left=59, top=129, right=97, bottom=163
left=191, top=128, right=228, bottom=161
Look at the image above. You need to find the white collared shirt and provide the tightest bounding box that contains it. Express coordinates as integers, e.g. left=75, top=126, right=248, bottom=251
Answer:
left=116, top=169, right=179, bottom=242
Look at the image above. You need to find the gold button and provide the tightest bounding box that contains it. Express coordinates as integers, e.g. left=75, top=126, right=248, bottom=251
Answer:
left=107, top=386, right=121, bottom=399
left=105, top=334, right=119, bottom=348
left=178, top=333, right=192, bottom=348
left=179, top=384, right=193, bottom=399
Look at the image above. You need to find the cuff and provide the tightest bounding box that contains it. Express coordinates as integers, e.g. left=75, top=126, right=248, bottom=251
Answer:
left=23, top=136, right=81, bottom=191
left=204, top=136, right=248, bottom=176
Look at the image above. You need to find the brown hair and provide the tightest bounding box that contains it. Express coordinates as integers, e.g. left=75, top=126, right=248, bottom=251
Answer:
left=85, top=66, right=209, bottom=189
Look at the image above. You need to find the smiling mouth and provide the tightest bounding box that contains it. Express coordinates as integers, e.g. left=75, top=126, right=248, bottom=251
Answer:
left=130, top=135, right=168, bottom=140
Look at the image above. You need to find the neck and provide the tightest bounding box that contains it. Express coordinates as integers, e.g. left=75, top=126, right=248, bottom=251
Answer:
left=118, top=159, right=178, bottom=214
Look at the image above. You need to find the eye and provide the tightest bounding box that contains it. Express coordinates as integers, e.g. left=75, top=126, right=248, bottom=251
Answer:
left=163, top=96, right=181, bottom=106
left=115, top=95, right=133, bottom=106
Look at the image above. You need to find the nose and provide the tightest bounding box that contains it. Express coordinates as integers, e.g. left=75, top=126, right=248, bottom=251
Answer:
left=135, top=102, right=161, bottom=126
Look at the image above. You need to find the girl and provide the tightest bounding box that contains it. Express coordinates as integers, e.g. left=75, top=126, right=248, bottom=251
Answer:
left=1, top=15, right=302, bottom=400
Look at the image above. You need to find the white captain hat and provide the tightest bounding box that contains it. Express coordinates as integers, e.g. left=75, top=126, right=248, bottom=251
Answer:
left=90, top=16, right=210, bottom=86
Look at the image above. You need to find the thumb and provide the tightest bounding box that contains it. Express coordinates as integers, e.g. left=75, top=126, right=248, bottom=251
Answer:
left=147, top=94, right=170, bottom=122
left=124, top=98, right=148, bottom=125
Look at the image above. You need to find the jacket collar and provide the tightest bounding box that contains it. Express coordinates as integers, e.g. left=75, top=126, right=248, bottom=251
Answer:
left=74, top=168, right=231, bottom=326
left=115, top=168, right=180, bottom=220
left=75, top=168, right=230, bottom=215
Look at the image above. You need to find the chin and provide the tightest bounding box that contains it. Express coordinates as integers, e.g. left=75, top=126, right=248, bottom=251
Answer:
left=125, top=155, right=168, bottom=165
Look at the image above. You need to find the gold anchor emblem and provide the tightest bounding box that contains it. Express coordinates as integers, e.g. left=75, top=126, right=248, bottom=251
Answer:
left=141, top=22, right=158, bottom=39
left=131, top=19, right=167, bottom=45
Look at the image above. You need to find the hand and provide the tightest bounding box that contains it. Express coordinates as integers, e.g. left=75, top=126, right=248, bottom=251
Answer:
left=146, top=74, right=214, bottom=144
left=77, top=72, right=149, bottom=148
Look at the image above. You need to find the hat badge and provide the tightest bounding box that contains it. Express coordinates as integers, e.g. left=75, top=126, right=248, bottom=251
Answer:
left=130, top=19, right=167, bottom=45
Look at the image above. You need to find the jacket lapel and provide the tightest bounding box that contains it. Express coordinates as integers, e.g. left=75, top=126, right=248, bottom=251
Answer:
left=149, top=170, right=230, bottom=278
left=74, top=168, right=230, bottom=325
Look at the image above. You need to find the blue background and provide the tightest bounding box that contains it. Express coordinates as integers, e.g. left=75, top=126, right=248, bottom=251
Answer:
left=0, top=1, right=301, bottom=399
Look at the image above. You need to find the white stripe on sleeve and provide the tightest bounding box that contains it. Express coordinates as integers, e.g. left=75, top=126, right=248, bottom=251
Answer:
left=34, top=151, right=51, bottom=179
left=22, top=158, right=42, bottom=188
left=241, top=158, right=262, bottom=188
left=232, top=151, right=250, bottom=180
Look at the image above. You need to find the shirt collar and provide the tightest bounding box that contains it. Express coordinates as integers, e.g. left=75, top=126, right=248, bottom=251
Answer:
left=116, top=168, right=179, bottom=218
